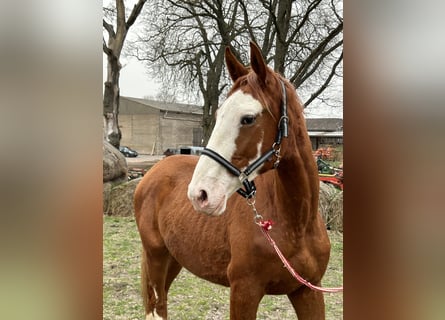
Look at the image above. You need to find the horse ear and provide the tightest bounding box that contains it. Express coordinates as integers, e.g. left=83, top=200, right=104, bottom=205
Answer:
left=249, top=41, right=267, bottom=83
left=225, top=46, right=248, bottom=82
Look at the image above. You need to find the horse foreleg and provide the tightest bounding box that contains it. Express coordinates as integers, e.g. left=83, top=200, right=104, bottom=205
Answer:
left=228, top=278, right=264, bottom=320
left=141, top=249, right=157, bottom=318
left=141, top=247, right=181, bottom=320
left=287, top=285, right=326, bottom=320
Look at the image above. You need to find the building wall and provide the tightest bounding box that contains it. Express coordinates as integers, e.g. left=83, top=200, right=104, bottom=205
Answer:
left=119, top=106, right=202, bottom=154
left=119, top=114, right=159, bottom=154
left=158, top=111, right=202, bottom=154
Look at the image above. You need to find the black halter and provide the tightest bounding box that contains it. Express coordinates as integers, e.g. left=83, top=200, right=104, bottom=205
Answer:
left=201, top=80, right=289, bottom=199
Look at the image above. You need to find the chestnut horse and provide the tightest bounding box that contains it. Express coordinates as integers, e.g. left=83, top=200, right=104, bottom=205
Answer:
left=134, top=42, right=331, bottom=320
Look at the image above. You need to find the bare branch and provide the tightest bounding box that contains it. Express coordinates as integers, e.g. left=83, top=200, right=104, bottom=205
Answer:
left=292, top=39, right=343, bottom=86
left=103, top=19, right=115, bottom=38
left=304, top=50, right=343, bottom=107
left=103, top=37, right=113, bottom=56
left=331, top=0, right=343, bottom=22
left=126, top=0, right=147, bottom=28
left=292, top=21, right=343, bottom=86
left=288, top=0, right=322, bottom=44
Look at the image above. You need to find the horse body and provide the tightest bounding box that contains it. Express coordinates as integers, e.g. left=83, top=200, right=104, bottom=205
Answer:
left=135, top=42, right=331, bottom=320
left=135, top=155, right=231, bottom=286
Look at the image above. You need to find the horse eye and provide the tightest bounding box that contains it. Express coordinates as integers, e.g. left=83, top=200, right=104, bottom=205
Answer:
left=240, top=115, right=256, bottom=125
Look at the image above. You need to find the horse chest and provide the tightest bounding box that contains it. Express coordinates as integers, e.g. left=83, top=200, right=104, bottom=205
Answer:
left=160, top=216, right=232, bottom=286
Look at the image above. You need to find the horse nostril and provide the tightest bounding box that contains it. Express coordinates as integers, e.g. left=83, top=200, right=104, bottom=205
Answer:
left=198, top=190, right=208, bottom=203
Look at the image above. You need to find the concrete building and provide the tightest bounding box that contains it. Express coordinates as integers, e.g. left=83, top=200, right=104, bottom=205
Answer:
left=119, top=97, right=203, bottom=154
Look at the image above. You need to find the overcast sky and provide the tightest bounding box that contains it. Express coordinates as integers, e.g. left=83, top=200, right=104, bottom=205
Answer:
left=103, top=56, right=160, bottom=99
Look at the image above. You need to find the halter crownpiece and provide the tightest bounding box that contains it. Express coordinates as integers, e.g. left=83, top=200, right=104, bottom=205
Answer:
left=201, top=79, right=289, bottom=199
left=275, top=80, right=289, bottom=145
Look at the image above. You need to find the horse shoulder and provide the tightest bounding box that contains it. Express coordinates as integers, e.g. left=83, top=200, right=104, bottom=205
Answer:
left=134, top=155, right=198, bottom=220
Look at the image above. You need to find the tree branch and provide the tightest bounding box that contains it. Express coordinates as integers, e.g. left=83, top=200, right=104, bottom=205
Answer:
left=288, top=0, right=322, bottom=44
left=293, top=39, right=343, bottom=86
left=103, top=19, right=115, bottom=38
left=126, top=0, right=147, bottom=28
left=103, top=37, right=113, bottom=56
left=304, top=50, right=343, bottom=107
left=331, top=0, right=343, bottom=22
left=292, top=21, right=343, bottom=86
left=116, top=0, right=126, bottom=33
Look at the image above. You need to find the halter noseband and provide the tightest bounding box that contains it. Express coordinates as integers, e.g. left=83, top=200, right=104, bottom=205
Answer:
left=201, top=80, right=289, bottom=199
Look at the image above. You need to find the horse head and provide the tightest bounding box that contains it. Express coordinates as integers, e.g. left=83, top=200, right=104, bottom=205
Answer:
left=188, top=42, right=293, bottom=216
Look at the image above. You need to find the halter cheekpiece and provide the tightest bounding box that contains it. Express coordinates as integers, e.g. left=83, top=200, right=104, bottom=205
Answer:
left=201, top=80, right=289, bottom=199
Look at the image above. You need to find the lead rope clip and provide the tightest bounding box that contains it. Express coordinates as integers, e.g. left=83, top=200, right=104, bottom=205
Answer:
left=246, top=197, right=263, bottom=224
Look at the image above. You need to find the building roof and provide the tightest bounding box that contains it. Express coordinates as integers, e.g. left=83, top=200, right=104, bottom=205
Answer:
left=308, top=131, right=343, bottom=137
left=305, top=118, right=343, bottom=132
left=122, top=96, right=203, bottom=115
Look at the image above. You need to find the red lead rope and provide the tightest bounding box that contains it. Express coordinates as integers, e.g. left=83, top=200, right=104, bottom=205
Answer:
left=256, top=219, right=343, bottom=293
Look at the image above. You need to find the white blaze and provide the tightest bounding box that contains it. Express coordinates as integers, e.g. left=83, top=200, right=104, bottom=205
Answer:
left=188, top=90, right=264, bottom=215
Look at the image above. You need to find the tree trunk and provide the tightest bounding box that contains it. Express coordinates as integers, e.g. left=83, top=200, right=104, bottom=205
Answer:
left=200, top=45, right=226, bottom=145
left=103, top=53, right=122, bottom=148
left=202, top=99, right=218, bottom=145
left=274, top=0, right=292, bottom=73
left=103, top=0, right=147, bottom=148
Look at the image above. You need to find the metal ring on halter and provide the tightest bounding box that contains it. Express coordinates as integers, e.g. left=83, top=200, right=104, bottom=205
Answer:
left=272, top=142, right=281, bottom=153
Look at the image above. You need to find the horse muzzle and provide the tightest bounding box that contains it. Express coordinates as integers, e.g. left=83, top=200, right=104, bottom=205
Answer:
left=187, top=182, right=228, bottom=216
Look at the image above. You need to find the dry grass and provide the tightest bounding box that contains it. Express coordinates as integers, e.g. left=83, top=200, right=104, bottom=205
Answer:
left=319, top=182, right=343, bottom=232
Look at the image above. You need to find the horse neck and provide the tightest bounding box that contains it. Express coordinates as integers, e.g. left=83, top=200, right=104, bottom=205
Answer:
left=272, top=132, right=320, bottom=231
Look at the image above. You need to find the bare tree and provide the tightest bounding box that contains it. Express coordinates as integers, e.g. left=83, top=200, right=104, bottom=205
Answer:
left=131, top=0, right=248, bottom=144
left=131, top=0, right=342, bottom=143
left=239, top=0, right=343, bottom=106
left=103, top=0, right=147, bottom=148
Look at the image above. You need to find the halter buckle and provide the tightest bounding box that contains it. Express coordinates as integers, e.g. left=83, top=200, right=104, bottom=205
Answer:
left=272, top=143, right=282, bottom=168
